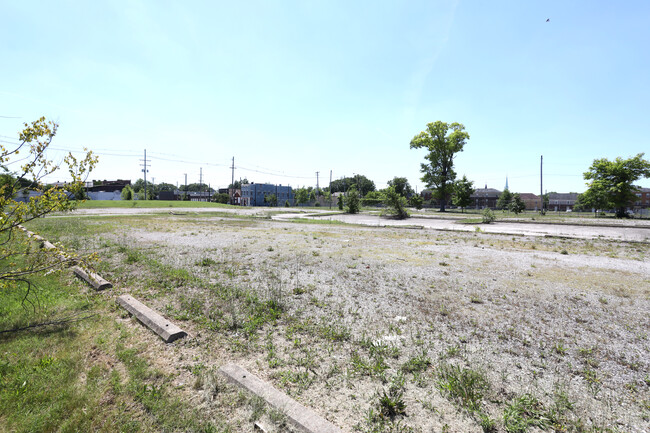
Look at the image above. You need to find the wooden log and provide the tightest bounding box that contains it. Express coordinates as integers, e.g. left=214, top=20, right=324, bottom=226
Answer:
left=116, top=295, right=187, bottom=343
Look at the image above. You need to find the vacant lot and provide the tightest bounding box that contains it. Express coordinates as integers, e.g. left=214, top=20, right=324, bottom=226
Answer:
left=20, top=210, right=650, bottom=432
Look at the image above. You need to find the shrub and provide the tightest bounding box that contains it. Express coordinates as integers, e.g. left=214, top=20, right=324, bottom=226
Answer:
left=437, top=363, right=489, bottom=413
left=481, top=208, right=495, bottom=223
left=121, top=185, right=134, bottom=200
left=410, top=195, right=424, bottom=210
left=345, top=186, right=360, bottom=214
left=382, top=187, right=409, bottom=219
left=212, top=192, right=229, bottom=204
left=337, top=194, right=344, bottom=210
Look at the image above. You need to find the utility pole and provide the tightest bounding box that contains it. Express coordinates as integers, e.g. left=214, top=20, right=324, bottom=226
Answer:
left=329, top=170, right=332, bottom=209
left=184, top=173, right=187, bottom=200
left=315, top=171, right=320, bottom=196
left=539, top=155, right=544, bottom=215
left=199, top=168, right=203, bottom=202
left=231, top=157, right=235, bottom=204
left=140, top=149, right=150, bottom=200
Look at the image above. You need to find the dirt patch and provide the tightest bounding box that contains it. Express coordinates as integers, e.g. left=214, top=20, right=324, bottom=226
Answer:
left=58, top=213, right=650, bottom=432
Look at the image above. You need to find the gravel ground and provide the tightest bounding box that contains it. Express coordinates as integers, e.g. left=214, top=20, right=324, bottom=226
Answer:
left=71, top=211, right=649, bottom=432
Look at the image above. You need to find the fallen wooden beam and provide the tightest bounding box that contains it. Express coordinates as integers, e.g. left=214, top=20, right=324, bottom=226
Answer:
left=116, top=295, right=187, bottom=343
left=72, top=266, right=112, bottom=290
left=219, top=364, right=343, bottom=433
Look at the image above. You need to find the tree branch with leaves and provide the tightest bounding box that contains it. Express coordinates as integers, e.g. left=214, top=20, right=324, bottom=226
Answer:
left=0, top=117, right=98, bottom=299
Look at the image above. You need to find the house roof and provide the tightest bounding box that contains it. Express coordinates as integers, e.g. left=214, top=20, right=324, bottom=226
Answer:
left=470, top=188, right=502, bottom=197
left=518, top=193, right=540, bottom=200
left=548, top=193, right=579, bottom=200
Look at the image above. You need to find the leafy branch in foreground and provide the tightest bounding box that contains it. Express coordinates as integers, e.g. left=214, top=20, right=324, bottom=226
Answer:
left=0, top=117, right=98, bottom=300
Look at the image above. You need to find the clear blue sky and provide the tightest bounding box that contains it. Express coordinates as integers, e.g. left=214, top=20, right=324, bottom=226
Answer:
left=2, top=0, right=649, bottom=193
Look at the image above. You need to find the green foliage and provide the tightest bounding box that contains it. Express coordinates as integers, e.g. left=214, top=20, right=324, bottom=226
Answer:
left=362, top=191, right=384, bottom=206
left=382, top=187, right=409, bottom=219
left=410, top=121, right=470, bottom=211
left=0, top=118, right=97, bottom=294
left=508, top=193, right=526, bottom=214
left=436, top=363, right=489, bottom=413
left=387, top=177, right=413, bottom=197
left=228, top=178, right=249, bottom=189
left=337, top=194, right=344, bottom=210
left=330, top=175, right=376, bottom=196
left=481, top=208, right=495, bottom=223
left=212, top=192, right=230, bottom=204
left=284, top=199, right=290, bottom=207
left=345, top=187, right=360, bottom=214
left=496, top=189, right=513, bottom=210
left=401, top=351, right=431, bottom=374
left=410, top=195, right=423, bottom=210
left=452, top=175, right=475, bottom=211
left=179, top=182, right=213, bottom=193
left=378, top=382, right=407, bottom=419
left=503, top=394, right=550, bottom=433
left=583, top=153, right=650, bottom=218
left=121, top=185, right=134, bottom=200
left=295, top=188, right=309, bottom=206
left=264, top=193, right=278, bottom=206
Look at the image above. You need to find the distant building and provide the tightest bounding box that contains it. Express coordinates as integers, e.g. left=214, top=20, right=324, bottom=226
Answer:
left=518, top=193, right=541, bottom=211
left=87, top=179, right=131, bottom=200
left=632, top=187, right=650, bottom=210
left=548, top=193, right=578, bottom=211
left=241, top=183, right=293, bottom=206
left=470, top=186, right=502, bottom=209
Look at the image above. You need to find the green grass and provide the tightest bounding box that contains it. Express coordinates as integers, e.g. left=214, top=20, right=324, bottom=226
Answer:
left=0, top=232, right=230, bottom=432
left=76, top=200, right=235, bottom=209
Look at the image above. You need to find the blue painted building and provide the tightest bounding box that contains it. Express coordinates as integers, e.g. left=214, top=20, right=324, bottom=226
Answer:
left=241, top=183, right=294, bottom=206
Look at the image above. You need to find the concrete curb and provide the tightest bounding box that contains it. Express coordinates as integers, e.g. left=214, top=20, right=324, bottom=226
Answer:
left=72, top=266, right=113, bottom=290
left=116, top=295, right=187, bottom=343
left=219, top=364, right=344, bottom=433
left=17, top=224, right=115, bottom=288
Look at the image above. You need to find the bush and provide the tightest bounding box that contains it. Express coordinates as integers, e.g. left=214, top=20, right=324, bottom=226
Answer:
left=481, top=208, right=495, bottom=223
left=508, top=194, right=526, bottom=214
left=212, top=192, right=229, bottom=204
left=337, top=194, right=344, bottom=210
left=121, top=185, right=134, bottom=200
left=345, top=187, right=360, bottom=214
left=410, top=195, right=424, bottom=210
left=382, top=187, right=409, bottom=219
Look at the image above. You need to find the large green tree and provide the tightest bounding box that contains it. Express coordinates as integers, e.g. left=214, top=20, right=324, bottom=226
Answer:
left=387, top=177, right=413, bottom=197
left=452, top=175, right=475, bottom=212
left=330, top=175, right=376, bottom=196
left=295, top=188, right=309, bottom=207
left=583, top=153, right=650, bottom=218
left=410, top=121, right=469, bottom=212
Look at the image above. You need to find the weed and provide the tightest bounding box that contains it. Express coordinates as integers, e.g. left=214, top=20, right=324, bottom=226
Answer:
left=378, top=383, right=407, bottom=419
left=503, top=394, right=549, bottom=433
left=195, top=257, right=216, bottom=267
left=437, top=363, right=489, bottom=413
left=470, top=295, right=483, bottom=304
left=401, top=351, right=431, bottom=374
left=553, top=341, right=567, bottom=356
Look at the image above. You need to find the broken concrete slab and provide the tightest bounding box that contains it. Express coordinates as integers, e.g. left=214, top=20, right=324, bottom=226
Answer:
left=116, top=295, right=187, bottom=343
left=219, top=364, right=343, bottom=433
left=73, top=266, right=112, bottom=290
